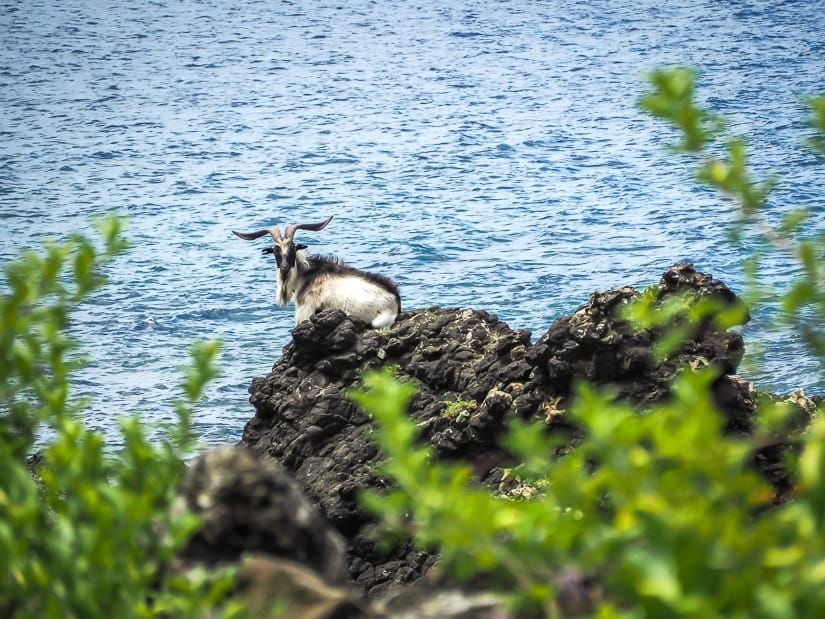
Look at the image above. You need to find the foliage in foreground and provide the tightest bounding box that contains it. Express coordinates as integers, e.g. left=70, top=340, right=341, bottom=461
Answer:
left=0, top=217, right=246, bottom=618
left=352, top=71, right=825, bottom=617
left=637, top=67, right=825, bottom=359
left=354, top=367, right=825, bottom=617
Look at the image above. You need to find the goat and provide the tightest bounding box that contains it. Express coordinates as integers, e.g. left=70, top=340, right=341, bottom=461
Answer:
left=233, top=216, right=401, bottom=328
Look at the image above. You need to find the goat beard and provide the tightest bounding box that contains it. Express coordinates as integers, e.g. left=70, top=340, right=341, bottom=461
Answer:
left=276, top=268, right=296, bottom=305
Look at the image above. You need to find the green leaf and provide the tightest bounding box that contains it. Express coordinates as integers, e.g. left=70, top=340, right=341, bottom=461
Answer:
left=780, top=209, right=810, bottom=235
left=805, top=94, right=825, bottom=156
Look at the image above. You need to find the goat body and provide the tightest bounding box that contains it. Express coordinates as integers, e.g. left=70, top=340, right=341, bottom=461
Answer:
left=289, top=254, right=400, bottom=328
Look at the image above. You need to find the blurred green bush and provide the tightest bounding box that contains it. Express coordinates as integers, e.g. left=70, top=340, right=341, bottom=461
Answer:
left=0, top=217, right=247, bottom=618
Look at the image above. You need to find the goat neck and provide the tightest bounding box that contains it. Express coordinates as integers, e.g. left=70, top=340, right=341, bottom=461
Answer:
left=275, top=244, right=310, bottom=305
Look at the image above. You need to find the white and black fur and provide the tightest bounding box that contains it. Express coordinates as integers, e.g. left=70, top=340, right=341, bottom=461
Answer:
left=233, top=216, right=400, bottom=328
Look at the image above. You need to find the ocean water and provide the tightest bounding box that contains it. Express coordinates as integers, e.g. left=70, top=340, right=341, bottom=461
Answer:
left=2, top=0, right=824, bottom=446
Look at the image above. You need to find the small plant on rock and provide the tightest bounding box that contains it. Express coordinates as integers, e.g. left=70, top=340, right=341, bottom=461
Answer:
left=442, top=397, right=478, bottom=422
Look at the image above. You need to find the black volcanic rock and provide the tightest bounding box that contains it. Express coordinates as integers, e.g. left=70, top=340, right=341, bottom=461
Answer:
left=242, top=306, right=534, bottom=596
left=526, top=262, right=750, bottom=428
left=173, top=445, right=350, bottom=585
left=238, top=262, right=768, bottom=597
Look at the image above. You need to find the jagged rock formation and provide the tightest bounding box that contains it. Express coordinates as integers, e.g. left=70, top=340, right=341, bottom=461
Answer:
left=238, top=263, right=766, bottom=597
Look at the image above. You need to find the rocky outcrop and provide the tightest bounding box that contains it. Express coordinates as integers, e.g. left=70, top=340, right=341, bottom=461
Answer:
left=173, top=446, right=518, bottom=618
left=238, top=262, right=767, bottom=597
left=173, top=446, right=377, bottom=618
left=525, top=264, right=753, bottom=431
left=173, top=446, right=350, bottom=584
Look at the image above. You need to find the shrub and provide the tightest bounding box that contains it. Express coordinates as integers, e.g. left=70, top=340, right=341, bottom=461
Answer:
left=0, top=217, right=246, bottom=618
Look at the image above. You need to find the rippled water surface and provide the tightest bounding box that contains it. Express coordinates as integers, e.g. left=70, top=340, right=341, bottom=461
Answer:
left=2, top=0, right=824, bottom=445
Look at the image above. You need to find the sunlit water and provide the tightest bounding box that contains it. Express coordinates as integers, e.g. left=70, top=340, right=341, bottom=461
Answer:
left=2, top=0, right=824, bottom=447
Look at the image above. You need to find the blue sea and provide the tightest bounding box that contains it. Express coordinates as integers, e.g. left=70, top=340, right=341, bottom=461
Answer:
left=2, top=0, right=824, bottom=446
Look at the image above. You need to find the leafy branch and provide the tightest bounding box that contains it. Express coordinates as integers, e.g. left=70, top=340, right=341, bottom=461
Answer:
left=0, top=217, right=245, bottom=618
left=639, top=67, right=825, bottom=361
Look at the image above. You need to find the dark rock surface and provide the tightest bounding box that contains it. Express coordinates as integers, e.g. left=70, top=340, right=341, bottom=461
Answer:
left=527, top=282, right=743, bottom=404
left=239, top=262, right=770, bottom=597
left=172, top=446, right=600, bottom=617
left=173, top=446, right=377, bottom=618
left=173, top=445, right=350, bottom=585
left=525, top=263, right=752, bottom=431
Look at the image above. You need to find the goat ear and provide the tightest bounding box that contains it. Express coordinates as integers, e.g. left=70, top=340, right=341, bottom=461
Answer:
left=261, top=247, right=274, bottom=256
left=295, top=243, right=308, bottom=251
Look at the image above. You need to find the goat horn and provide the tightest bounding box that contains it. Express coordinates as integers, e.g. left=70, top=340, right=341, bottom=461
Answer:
left=232, top=227, right=283, bottom=242
left=284, top=215, right=334, bottom=241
